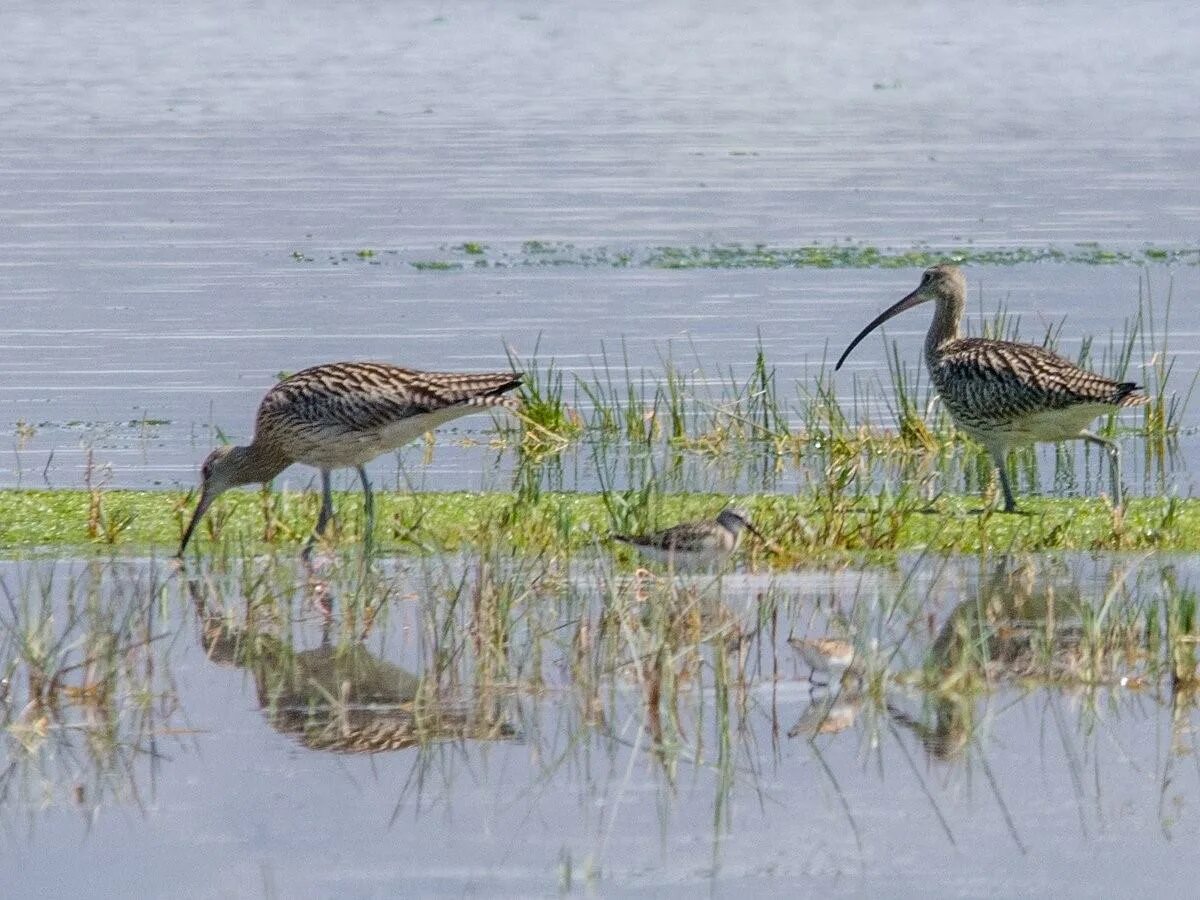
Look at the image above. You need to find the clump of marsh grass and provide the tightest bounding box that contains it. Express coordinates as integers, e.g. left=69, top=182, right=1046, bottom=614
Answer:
left=505, top=343, right=583, bottom=451
left=83, top=449, right=134, bottom=544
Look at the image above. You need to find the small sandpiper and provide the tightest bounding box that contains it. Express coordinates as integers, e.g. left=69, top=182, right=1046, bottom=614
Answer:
left=788, top=636, right=859, bottom=686
left=611, top=507, right=765, bottom=570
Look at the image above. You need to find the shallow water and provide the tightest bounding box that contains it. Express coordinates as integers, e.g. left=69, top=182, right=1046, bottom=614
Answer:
left=1, top=0, right=1199, bottom=497
left=2, top=551, right=1199, bottom=896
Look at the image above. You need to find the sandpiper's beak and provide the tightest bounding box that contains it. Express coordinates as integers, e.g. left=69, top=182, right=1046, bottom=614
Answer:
left=835, top=286, right=929, bottom=370
left=742, top=520, right=768, bottom=543
left=177, top=487, right=214, bottom=557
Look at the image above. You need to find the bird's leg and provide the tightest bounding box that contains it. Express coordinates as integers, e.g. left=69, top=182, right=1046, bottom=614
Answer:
left=317, top=469, right=336, bottom=533
left=302, top=469, right=336, bottom=560
left=989, top=447, right=1020, bottom=513
left=1081, top=431, right=1122, bottom=507
left=357, top=465, right=375, bottom=555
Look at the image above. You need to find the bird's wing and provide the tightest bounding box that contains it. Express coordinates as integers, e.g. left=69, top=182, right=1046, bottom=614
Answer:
left=257, top=363, right=521, bottom=435
left=651, top=521, right=712, bottom=549
left=935, top=339, right=1143, bottom=421
left=613, top=521, right=710, bottom=549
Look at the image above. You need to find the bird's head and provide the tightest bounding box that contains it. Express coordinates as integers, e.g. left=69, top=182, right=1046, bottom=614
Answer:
left=717, top=507, right=765, bottom=542
left=835, top=264, right=966, bottom=370
left=177, top=445, right=255, bottom=556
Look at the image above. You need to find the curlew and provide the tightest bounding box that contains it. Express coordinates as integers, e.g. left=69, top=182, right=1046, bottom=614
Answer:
left=611, top=507, right=766, bottom=569
left=178, top=362, right=522, bottom=556
left=835, top=265, right=1147, bottom=512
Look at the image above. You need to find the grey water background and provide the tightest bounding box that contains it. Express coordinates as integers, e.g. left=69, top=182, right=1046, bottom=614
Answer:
left=1, top=0, right=1199, bottom=496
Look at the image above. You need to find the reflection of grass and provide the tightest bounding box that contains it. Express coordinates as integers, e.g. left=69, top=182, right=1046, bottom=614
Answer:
left=5, top=542, right=1200, bottom=876
left=0, top=559, right=181, bottom=818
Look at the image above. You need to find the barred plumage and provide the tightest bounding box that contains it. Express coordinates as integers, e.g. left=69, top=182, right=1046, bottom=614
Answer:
left=256, top=363, right=520, bottom=469
left=836, top=265, right=1147, bottom=511
left=932, top=338, right=1146, bottom=437
left=179, top=361, right=523, bottom=555
left=282, top=706, right=517, bottom=754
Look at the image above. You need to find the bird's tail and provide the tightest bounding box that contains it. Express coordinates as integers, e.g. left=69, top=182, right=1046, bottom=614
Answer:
left=466, top=392, right=522, bottom=410
left=1115, top=382, right=1150, bottom=407
left=460, top=374, right=524, bottom=410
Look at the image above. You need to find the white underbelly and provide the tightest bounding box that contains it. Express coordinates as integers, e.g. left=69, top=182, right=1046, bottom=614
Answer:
left=290, top=405, right=500, bottom=469
left=956, top=403, right=1116, bottom=449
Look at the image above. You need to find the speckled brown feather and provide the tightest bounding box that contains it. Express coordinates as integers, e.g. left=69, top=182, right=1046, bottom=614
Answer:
left=245, top=362, right=522, bottom=466
left=835, top=264, right=1146, bottom=511
left=932, top=337, right=1147, bottom=431
left=177, top=361, right=524, bottom=554
left=613, top=520, right=730, bottom=553
left=289, top=712, right=516, bottom=753
left=258, top=362, right=521, bottom=436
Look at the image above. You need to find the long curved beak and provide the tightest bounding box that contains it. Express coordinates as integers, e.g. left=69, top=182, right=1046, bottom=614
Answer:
left=177, top=488, right=214, bottom=557
left=834, top=288, right=928, bottom=371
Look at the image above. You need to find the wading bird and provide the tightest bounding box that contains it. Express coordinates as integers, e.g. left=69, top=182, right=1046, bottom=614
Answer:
left=612, top=507, right=766, bottom=569
left=178, top=362, right=522, bottom=556
left=835, top=265, right=1147, bottom=511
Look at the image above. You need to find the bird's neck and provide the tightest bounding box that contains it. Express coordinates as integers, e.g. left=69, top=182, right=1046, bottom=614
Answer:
left=924, top=295, right=963, bottom=366
left=228, top=441, right=290, bottom=486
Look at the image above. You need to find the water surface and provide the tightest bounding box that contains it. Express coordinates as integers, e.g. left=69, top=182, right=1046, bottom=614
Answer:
left=2, top=551, right=1198, bottom=896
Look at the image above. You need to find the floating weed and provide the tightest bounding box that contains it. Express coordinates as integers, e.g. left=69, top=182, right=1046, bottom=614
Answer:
left=308, top=240, right=1200, bottom=271
left=410, top=260, right=461, bottom=271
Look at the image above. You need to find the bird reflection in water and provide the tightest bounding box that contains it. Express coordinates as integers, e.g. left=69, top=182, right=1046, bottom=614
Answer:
left=189, top=578, right=516, bottom=753
left=889, top=555, right=1136, bottom=760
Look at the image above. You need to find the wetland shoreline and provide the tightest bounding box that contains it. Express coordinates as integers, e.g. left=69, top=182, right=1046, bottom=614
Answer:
left=3, top=488, right=1197, bottom=556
